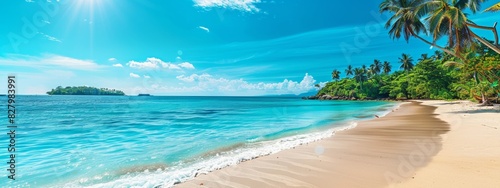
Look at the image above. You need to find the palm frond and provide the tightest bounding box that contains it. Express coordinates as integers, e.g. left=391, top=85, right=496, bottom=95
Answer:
left=484, top=2, right=500, bottom=12
left=443, top=61, right=462, bottom=67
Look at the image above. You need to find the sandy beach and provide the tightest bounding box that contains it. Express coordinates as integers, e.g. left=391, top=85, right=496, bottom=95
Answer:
left=176, top=101, right=500, bottom=188
left=396, top=100, right=500, bottom=188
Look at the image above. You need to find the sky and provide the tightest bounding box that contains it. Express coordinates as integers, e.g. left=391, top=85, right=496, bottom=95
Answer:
left=1, top=0, right=499, bottom=95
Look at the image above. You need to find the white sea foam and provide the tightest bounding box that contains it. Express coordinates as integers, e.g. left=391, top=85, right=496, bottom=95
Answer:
left=376, top=103, right=402, bottom=118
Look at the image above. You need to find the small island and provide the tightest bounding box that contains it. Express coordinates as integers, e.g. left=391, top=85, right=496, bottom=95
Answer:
left=46, top=86, right=125, bottom=96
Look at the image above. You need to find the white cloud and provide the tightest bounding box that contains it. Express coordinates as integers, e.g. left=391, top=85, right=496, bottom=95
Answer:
left=129, top=73, right=140, bottom=78
left=176, top=73, right=212, bottom=82
left=108, top=58, right=117, bottom=62
left=165, top=63, right=181, bottom=70
left=198, top=26, right=210, bottom=32
left=39, top=32, right=62, bottom=43
left=112, top=64, right=123, bottom=68
left=194, top=0, right=261, bottom=12
left=318, top=81, right=328, bottom=88
left=0, top=54, right=101, bottom=71
left=127, top=57, right=194, bottom=70
left=178, top=62, right=195, bottom=69
left=175, top=73, right=317, bottom=95
left=144, top=75, right=151, bottom=79
left=128, top=59, right=160, bottom=69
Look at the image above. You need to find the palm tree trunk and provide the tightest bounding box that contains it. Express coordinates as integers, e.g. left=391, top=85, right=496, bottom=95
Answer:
left=409, top=30, right=463, bottom=60
left=471, top=31, right=500, bottom=55
left=473, top=71, right=493, bottom=106
left=466, top=22, right=498, bottom=46
left=406, top=70, right=409, bottom=82
left=479, top=92, right=492, bottom=106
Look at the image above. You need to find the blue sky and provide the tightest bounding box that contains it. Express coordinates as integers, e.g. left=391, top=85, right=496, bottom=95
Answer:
left=1, top=0, right=499, bottom=95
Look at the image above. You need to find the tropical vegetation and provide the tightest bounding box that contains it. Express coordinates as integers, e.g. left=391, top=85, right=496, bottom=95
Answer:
left=317, top=48, right=500, bottom=105
left=379, top=0, right=500, bottom=58
left=46, top=86, right=125, bottom=95
left=317, top=0, right=500, bottom=105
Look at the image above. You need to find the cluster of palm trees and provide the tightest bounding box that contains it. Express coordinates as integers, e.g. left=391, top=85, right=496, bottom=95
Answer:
left=331, top=53, right=418, bottom=89
left=380, top=0, right=500, bottom=59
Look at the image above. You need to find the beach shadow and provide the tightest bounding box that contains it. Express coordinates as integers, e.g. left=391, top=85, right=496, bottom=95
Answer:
left=450, top=108, right=500, bottom=114
left=429, top=102, right=462, bottom=106
left=410, top=100, right=463, bottom=106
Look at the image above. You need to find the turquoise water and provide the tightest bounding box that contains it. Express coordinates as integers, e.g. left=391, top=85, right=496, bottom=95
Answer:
left=1, top=96, right=396, bottom=187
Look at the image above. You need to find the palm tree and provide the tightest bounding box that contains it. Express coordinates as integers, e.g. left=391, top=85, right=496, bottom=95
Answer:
left=379, top=0, right=458, bottom=57
left=345, top=65, right=353, bottom=78
left=424, top=1, right=475, bottom=54
left=433, top=50, right=443, bottom=60
left=484, top=2, right=500, bottom=12
left=380, top=0, right=500, bottom=57
left=399, top=53, right=414, bottom=74
left=354, top=67, right=367, bottom=90
left=331, top=69, right=341, bottom=82
left=418, top=53, right=430, bottom=62
left=361, top=65, right=367, bottom=73
left=368, top=65, right=375, bottom=78
left=443, top=51, right=496, bottom=106
left=383, top=61, right=392, bottom=74
left=419, top=0, right=500, bottom=54
left=372, top=59, right=382, bottom=75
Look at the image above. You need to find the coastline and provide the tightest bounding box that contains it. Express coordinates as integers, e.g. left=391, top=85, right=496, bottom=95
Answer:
left=177, top=101, right=451, bottom=187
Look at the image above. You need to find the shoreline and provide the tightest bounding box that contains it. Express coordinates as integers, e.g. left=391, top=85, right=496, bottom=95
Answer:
left=157, top=102, right=399, bottom=187
left=177, top=101, right=449, bottom=187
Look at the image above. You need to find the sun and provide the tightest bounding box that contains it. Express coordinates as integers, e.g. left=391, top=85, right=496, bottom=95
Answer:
left=61, top=0, right=118, bottom=28
left=66, top=0, right=111, bottom=17
left=74, top=0, right=104, bottom=7
left=72, top=0, right=105, bottom=17
left=60, top=0, right=114, bottom=55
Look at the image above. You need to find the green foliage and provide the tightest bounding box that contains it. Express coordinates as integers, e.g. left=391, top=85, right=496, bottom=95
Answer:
left=47, top=86, right=125, bottom=95
left=319, top=50, right=499, bottom=101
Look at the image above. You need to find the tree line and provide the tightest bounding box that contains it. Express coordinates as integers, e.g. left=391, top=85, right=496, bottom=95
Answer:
left=318, top=45, right=499, bottom=105
left=46, top=86, right=125, bottom=96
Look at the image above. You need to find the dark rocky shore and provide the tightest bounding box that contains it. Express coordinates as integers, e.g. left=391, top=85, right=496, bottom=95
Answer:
left=303, top=94, right=499, bottom=105
left=301, top=94, right=399, bottom=101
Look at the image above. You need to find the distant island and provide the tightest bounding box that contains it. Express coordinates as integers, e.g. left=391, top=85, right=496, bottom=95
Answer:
left=46, top=86, right=125, bottom=95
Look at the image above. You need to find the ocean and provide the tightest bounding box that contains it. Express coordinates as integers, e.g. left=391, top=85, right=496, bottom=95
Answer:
left=2, top=96, right=397, bottom=187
